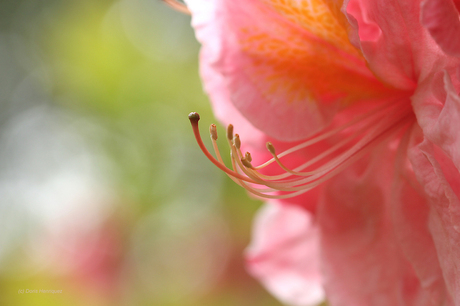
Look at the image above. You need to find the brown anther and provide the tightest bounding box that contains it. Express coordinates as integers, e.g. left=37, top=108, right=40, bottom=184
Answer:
left=241, top=157, right=253, bottom=169
left=266, top=142, right=276, bottom=155
left=188, top=102, right=412, bottom=200
left=245, top=152, right=252, bottom=162
left=234, top=134, right=241, bottom=149
left=188, top=112, right=200, bottom=122
left=227, top=124, right=234, bottom=140
left=210, top=124, right=218, bottom=140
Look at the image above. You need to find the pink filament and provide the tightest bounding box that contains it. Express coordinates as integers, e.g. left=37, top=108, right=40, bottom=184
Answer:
left=189, top=101, right=414, bottom=199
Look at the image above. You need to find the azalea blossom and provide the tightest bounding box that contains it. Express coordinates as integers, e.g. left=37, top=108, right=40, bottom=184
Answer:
left=180, top=0, right=460, bottom=305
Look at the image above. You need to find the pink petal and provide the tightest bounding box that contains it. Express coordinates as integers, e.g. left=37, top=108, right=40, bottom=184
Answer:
left=345, top=0, right=418, bottom=89
left=412, top=70, right=460, bottom=172
left=186, top=0, right=391, bottom=141
left=408, top=137, right=460, bottom=304
left=345, top=0, right=457, bottom=88
left=200, top=45, right=266, bottom=147
left=318, top=135, right=442, bottom=306
left=246, top=202, right=325, bottom=306
left=183, top=0, right=264, bottom=144
left=392, top=127, right=448, bottom=305
left=421, top=0, right=460, bottom=57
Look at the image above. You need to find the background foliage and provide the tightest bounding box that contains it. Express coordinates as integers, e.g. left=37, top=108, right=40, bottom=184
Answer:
left=0, top=0, right=282, bottom=305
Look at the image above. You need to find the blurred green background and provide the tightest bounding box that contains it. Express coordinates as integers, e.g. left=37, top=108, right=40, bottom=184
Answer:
left=0, top=0, right=283, bottom=305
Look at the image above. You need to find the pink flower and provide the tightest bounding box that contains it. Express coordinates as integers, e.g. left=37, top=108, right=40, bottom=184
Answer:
left=184, top=0, right=460, bottom=305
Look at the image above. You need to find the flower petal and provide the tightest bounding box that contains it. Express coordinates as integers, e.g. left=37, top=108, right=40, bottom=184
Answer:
left=408, top=137, right=460, bottom=304
left=345, top=0, right=457, bottom=88
left=421, top=0, right=460, bottom=57
left=318, top=136, right=439, bottom=306
left=186, top=0, right=391, bottom=141
left=200, top=44, right=266, bottom=146
left=412, top=70, right=460, bottom=172
left=245, top=202, right=325, bottom=306
left=392, top=127, right=448, bottom=305
left=345, top=0, right=418, bottom=88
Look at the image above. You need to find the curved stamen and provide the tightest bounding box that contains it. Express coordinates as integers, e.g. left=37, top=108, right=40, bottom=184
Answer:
left=243, top=114, right=412, bottom=192
left=263, top=125, right=367, bottom=179
left=251, top=100, right=398, bottom=170
left=188, top=102, right=415, bottom=199
left=254, top=103, right=412, bottom=182
left=225, top=116, right=410, bottom=199
left=188, top=113, right=255, bottom=183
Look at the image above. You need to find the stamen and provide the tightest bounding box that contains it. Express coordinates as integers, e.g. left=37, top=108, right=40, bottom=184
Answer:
left=209, top=124, right=224, bottom=165
left=188, top=102, right=415, bottom=200
left=266, top=142, right=276, bottom=155
left=227, top=124, right=234, bottom=141
left=241, top=157, right=254, bottom=169
left=251, top=100, right=397, bottom=170
left=262, top=118, right=381, bottom=179
left=234, top=134, right=241, bottom=149
left=210, top=124, right=218, bottom=140
left=232, top=114, right=411, bottom=193
left=245, top=152, right=252, bottom=162
left=249, top=103, right=412, bottom=183
left=161, top=0, right=191, bottom=15
left=188, top=112, right=255, bottom=183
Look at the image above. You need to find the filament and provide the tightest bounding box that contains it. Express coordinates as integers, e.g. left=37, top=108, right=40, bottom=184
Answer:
left=188, top=101, right=414, bottom=199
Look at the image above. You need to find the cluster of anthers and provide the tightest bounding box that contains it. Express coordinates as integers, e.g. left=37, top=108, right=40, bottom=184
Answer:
left=188, top=101, right=415, bottom=199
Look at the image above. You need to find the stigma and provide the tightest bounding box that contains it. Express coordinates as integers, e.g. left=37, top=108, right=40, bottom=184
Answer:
left=188, top=101, right=414, bottom=200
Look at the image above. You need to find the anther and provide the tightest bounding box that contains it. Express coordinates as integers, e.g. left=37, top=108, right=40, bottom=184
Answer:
left=188, top=101, right=414, bottom=200
left=234, top=134, right=241, bottom=149
left=210, top=124, right=218, bottom=140
left=227, top=124, right=234, bottom=140
left=188, top=112, right=254, bottom=183
left=245, top=152, right=252, bottom=162
left=266, top=142, right=276, bottom=155
left=188, top=112, right=200, bottom=122
left=241, top=157, right=253, bottom=169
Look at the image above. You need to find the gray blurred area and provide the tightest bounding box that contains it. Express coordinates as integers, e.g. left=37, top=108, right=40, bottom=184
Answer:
left=0, top=1, right=282, bottom=305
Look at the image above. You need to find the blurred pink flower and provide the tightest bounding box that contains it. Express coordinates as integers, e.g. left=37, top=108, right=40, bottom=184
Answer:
left=185, top=0, right=460, bottom=305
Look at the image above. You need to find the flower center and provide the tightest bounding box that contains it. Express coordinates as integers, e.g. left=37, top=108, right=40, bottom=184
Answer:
left=189, top=100, right=414, bottom=199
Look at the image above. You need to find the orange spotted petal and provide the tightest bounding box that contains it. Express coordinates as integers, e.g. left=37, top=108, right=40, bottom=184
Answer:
left=186, top=0, right=396, bottom=141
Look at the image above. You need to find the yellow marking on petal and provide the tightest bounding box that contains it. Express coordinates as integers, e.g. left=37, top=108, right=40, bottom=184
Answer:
left=263, top=0, right=355, bottom=54
left=237, top=0, right=396, bottom=106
